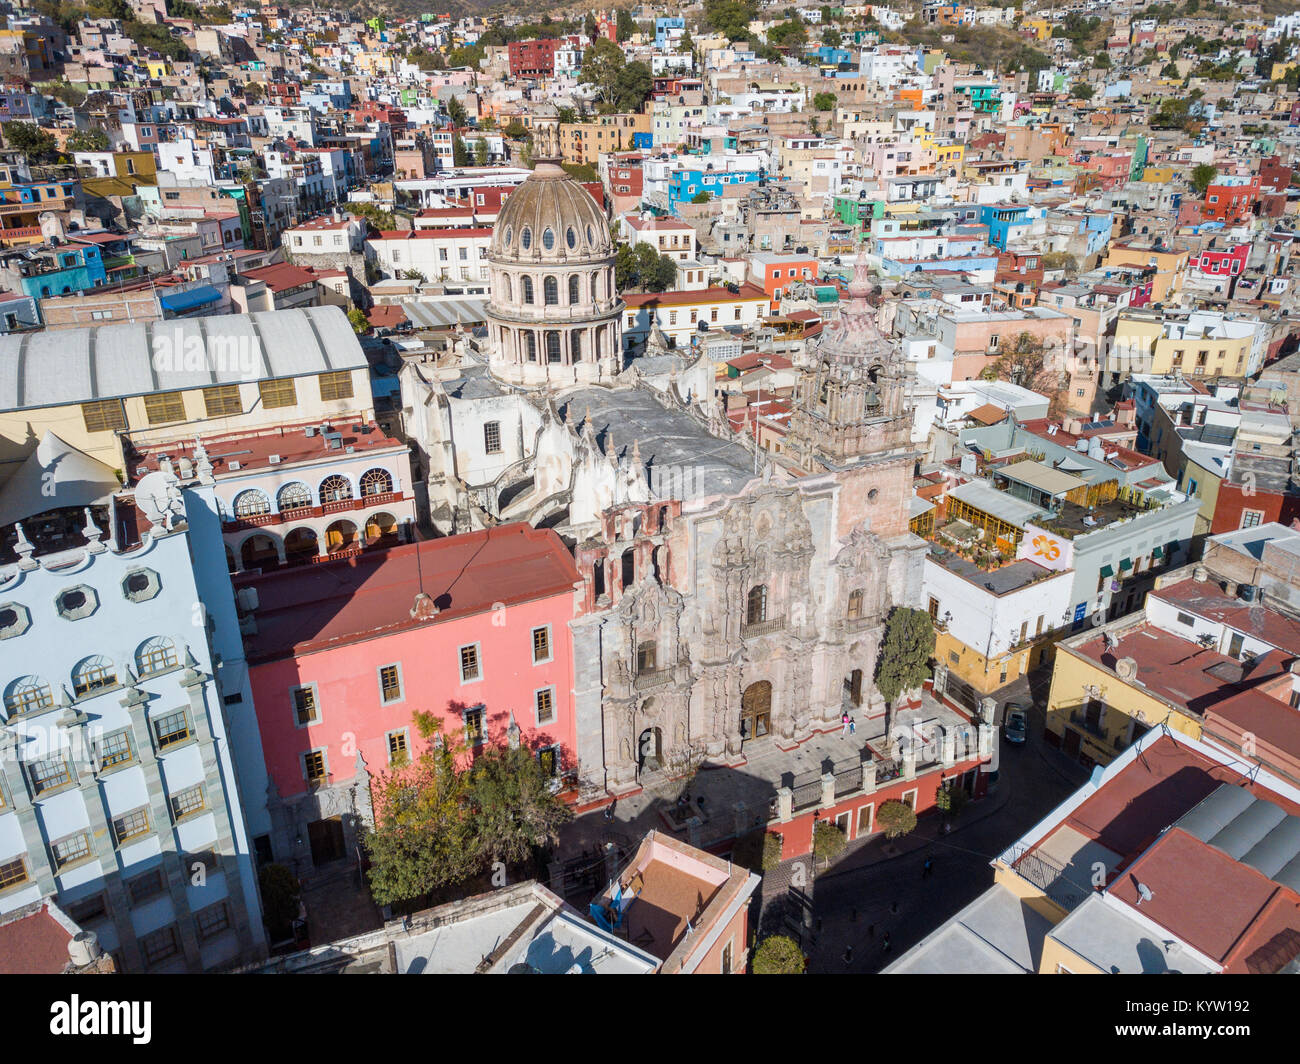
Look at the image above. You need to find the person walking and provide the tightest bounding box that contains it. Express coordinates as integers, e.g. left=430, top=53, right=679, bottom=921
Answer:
left=848, top=715, right=856, bottom=735
left=922, top=856, right=933, bottom=878
left=843, top=945, right=853, bottom=967
left=882, top=932, right=892, bottom=955
left=841, top=711, right=851, bottom=737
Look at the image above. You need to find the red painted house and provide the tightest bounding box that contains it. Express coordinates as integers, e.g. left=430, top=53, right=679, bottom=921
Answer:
left=508, top=38, right=561, bottom=78
left=1203, top=176, right=1260, bottom=226
left=237, top=523, right=583, bottom=866
left=1191, top=242, right=1249, bottom=281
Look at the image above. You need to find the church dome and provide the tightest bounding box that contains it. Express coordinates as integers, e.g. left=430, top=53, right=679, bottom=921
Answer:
left=489, top=161, right=614, bottom=264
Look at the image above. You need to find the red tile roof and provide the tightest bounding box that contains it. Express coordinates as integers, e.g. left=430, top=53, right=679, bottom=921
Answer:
left=0, top=903, right=73, bottom=975
left=234, top=523, right=580, bottom=663
left=623, top=283, right=769, bottom=308
left=240, top=262, right=320, bottom=292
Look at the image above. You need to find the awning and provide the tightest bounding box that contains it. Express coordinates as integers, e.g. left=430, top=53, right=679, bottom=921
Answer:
left=159, top=284, right=221, bottom=313
left=1120, top=558, right=1134, bottom=571
left=1100, top=565, right=1115, bottom=578
left=1152, top=545, right=1164, bottom=558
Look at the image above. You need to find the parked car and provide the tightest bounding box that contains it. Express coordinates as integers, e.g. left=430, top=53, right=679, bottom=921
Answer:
left=1004, top=705, right=1027, bottom=744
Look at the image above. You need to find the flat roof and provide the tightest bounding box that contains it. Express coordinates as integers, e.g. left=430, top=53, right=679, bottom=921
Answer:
left=1048, top=893, right=1217, bottom=974
left=999, top=459, right=1086, bottom=497
left=947, top=479, right=1046, bottom=527
left=882, top=883, right=1052, bottom=974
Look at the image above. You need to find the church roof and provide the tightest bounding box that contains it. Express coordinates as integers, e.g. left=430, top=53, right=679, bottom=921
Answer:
left=488, top=160, right=613, bottom=264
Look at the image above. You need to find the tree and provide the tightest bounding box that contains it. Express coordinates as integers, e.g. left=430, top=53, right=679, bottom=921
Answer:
left=4, top=121, right=55, bottom=161
left=813, top=90, right=837, bottom=110
left=243, top=80, right=264, bottom=102
left=347, top=308, right=370, bottom=333
left=465, top=744, right=572, bottom=867
left=445, top=95, right=467, bottom=129
left=348, top=201, right=396, bottom=232
left=767, top=17, right=807, bottom=48
left=1092, top=52, right=1111, bottom=70
left=66, top=128, right=110, bottom=153
left=452, top=135, right=471, bottom=167
left=824, top=27, right=841, bottom=46
left=1070, top=82, right=1094, bottom=100
left=503, top=119, right=530, bottom=140
left=703, top=0, right=759, bottom=41
left=1190, top=163, right=1217, bottom=195
left=813, top=820, right=847, bottom=863
left=874, top=606, right=935, bottom=705
left=679, top=28, right=694, bottom=54
left=613, top=61, right=653, bottom=113
left=562, top=161, right=599, bottom=181
left=258, top=864, right=301, bottom=943
left=474, top=139, right=489, bottom=166
left=1041, top=251, right=1078, bottom=276
left=732, top=829, right=783, bottom=872
left=981, top=331, right=1063, bottom=403
left=752, top=934, right=806, bottom=974
left=585, top=10, right=599, bottom=41
left=691, top=190, right=712, bottom=203
left=616, top=7, right=636, bottom=40
left=1160, top=60, right=1181, bottom=78
left=579, top=37, right=626, bottom=104
left=877, top=799, right=917, bottom=839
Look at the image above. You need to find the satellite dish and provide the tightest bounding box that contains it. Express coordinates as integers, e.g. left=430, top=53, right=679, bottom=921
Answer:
left=135, top=470, right=184, bottom=530
left=1136, top=882, right=1154, bottom=905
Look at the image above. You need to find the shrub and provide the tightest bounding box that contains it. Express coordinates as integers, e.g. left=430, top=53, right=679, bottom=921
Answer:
left=813, top=820, right=847, bottom=862
left=732, top=829, right=783, bottom=872
left=935, top=783, right=968, bottom=818
left=878, top=799, right=917, bottom=839
left=752, top=934, right=806, bottom=974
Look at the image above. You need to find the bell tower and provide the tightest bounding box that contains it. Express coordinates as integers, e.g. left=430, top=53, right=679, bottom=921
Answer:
left=783, top=262, right=912, bottom=473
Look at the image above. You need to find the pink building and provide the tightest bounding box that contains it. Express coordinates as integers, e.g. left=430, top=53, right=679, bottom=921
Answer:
left=237, top=523, right=583, bottom=870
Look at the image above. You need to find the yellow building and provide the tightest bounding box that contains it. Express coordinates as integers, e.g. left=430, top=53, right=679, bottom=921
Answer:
left=146, top=58, right=170, bottom=78
left=1102, top=243, right=1188, bottom=303
left=1138, top=165, right=1175, bottom=183
left=558, top=113, right=651, bottom=166
left=1024, top=19, right=1051, bottom=40
left=1044, top=617, right=1202, bottom=767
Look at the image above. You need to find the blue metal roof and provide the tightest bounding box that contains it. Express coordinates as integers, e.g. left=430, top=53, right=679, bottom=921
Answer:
left=158, top=285, right=222, bottom=312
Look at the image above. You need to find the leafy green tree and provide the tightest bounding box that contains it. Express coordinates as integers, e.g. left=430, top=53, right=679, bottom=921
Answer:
left=703, top=0, right=759, bottom=40
left=1154, top=96, right=1193, bottom=130
left=613, top=61, right=653, bottom=113
left=66, top=128, right=110, bottom=153
left=503, top=119, right=530, bottom=140
left=562, top=161, right=599, bottom=181
left=679, top=28, right=694, bottom=54
left=258, top=864, right=301, bottom=942
left=474, top=139, right=489, bottom=166
left=767, top=17, right=807, bottom=47
left=348, top=201, right=396, bottom=231
left=813, top=90, right=837, bottom=110
left=1190, top=163, right=1217, bottom=195
left=732, top=829, right=782, bottom=871
left=1160, top=60, right=1181, bottom=78
left=556, top=105, right=578, bottom=124
left=445, top=95, right=467, bottom=128
left=243, top=80, right=264, bottom=102
left=752, top=935, right=806, bottom=973
left=874, top=606, right=935, bottom=705
left=1092, top=52, right=1111, bottom=70
left=813, top=820, right=847, bottom=863
left=465, top=744, right=572, bottom=867
left=616, top=7, right=636, bottom=40
left=585, top=10, right=599, bottom=41
left=580, top=37, right=626, bottom=104
left=823, top=27, right=841, bottom=46
left=452, top=135, right=471, bottom=167
left=3, top=121, right=55, bottom=161
left=877, top=799, right=917, bottom=839
left=1070, top=82, right=1094, bottom=100
left=347, top=307, right=370, bottom=333
left=691, top=190, right=712, bottom=203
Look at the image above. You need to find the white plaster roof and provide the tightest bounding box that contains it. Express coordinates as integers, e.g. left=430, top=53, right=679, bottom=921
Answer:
left=0, top=431, right=120, bottom=528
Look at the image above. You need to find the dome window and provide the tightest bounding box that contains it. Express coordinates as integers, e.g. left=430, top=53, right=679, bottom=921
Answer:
left=586, top=225, right=595, bottom=244
left=542, top=228, right=555, bottom=251
left=566, top=227, right=577, bottom=249
left=521, top=227, right=532, bottom=250
left=504, top=226, right=513, bottom=247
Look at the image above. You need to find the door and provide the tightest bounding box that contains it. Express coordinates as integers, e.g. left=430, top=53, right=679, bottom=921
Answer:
left=1062, top=728, right=1081, bottom=759
left=740, top=682, right=772, bottom=742
left=307, top=817, right=345, bottom=866
left=848, top=669, right=863, bottom=706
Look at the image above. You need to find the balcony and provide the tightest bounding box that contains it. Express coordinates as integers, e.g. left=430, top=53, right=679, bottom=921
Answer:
left=634, top=668, right=675, bottom=691
left=742, top=615, right=786, bottom=638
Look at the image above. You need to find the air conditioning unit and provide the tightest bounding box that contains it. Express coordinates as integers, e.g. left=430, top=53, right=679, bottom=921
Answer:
left=268, top=454, right=281, bottom=464
left=229, top=460, right=241, bottom=470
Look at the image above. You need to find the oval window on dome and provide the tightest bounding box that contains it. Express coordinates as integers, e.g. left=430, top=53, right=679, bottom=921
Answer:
left=566, top=227, right=577, bottom=249
left=586, top=225, right=595, bottom=245
left=504, top=225, right=513, bottom=247
left=521, top=227, right=532, bottom=250
left=542, top=228, right=555, bottom=251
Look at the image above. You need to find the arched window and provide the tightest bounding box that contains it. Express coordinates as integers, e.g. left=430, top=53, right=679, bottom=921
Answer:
left=522, top=275, right=534, bottom=304
left=319, top=475, right=353, bottom=503
left=521, top=227, right=532, bottom=250
left=571, top=331, right=583, bottom=360
left=360, top=468, right=393, bottom=497
left=277, top=482, right=313, bottom=513
left=72, top=655, right=117, bottom=698
left=4, top=676, right=52, bottom=716
left=544, top=276, right=558, bottom=305
left=546, top=331, right=562, bottom=363
left=847, top=589, right=864, bottom=620
left=137, top=636, right=178, bottom=675
left=746, top=585, right=768, bottom=625
left=526, top=332, right=537, bottom=361
left=568, top=275, right=580, bottom=304
left=233, top=489, right=271, bottom=518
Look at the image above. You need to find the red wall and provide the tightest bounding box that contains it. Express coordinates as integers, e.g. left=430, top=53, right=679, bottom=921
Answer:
left=249, top=592, right=578, bottom=797
left=1211, top=482, right=1300, bottom=535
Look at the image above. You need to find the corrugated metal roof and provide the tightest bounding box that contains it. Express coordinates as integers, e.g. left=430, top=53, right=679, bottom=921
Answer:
left=401, top=299, right=489, bottom=329
left=1175, top=784, right=1300, bottom=893
left=0, top=305, right=365, bottom=413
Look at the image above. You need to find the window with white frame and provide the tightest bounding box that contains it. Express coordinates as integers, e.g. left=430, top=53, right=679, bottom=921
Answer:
left=535, top=687, right=556, bottom=726
left=459, top=644, right=481, bottom=683
left=532, top=626, right=552, bottom=664
left=292, top=685, right=319, bottom=726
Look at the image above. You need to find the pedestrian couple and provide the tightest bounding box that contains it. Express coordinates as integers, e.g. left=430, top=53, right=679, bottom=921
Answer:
left=841, top=712, right=856, bottom=737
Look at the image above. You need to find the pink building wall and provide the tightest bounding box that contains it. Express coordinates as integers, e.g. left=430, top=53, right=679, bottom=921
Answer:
left=248, top=593, right=578, bottom=798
